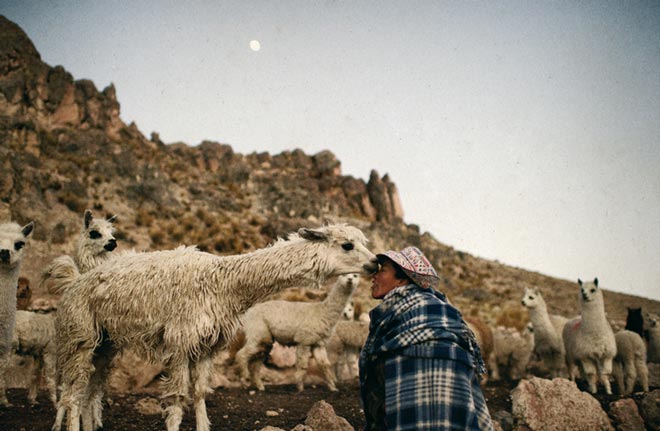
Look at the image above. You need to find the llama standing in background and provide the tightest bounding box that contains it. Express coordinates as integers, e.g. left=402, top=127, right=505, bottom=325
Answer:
left=0, top=221, right=35, bottom=406
left=489, top=325, right=534, bottom=381
left=563, top=278, right=617, bottom=394
left=647, top=313, right=660, bottom=363
left=328, top=301, right=370, bottom=381
left=235, top=273, right=360, bottom=392
left=55, top=224, right=377, bottom=431
left=612, top=329, right=649, bottom=395
left=521, top=287, right=568, bottom=378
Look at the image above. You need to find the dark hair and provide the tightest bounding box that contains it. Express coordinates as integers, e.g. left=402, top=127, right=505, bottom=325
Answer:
left=378, top=256, right=413, bottom=283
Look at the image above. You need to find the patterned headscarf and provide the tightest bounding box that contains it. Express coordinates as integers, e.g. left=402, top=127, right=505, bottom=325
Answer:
left=377, top=246, right=440, bottom=289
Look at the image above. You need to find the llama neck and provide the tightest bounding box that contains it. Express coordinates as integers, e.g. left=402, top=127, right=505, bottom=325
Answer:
left=74, top=247, right=106, bottom=273
left=0, top=267, right=19, bottom=311
left=528, top=301, right=553, bottom=329
left=221, top=241, right=329, bottom=312
left=322, top=281, right=356, bottom=322
left=580, top=297, right=609, bottom=330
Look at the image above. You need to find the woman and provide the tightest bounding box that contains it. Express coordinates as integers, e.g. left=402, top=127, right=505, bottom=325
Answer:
left=359, top=246, right=493, bottom=431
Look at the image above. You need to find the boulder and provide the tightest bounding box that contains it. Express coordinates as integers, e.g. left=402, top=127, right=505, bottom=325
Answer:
left=609, top=398, right=646, bottom=431
left=304, top=400, right=354, bottom=431
left=639, top=389, right=660, bottom=431
left=511, top=377, right=614, bottom=431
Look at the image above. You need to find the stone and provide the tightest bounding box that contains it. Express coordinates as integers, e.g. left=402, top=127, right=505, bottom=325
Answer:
left=639, top=389, right=660, bottom=431
left=609, top=398, right=646, bottom=431
left=511, top=377, right=614, bottom=431
left=304, top=400, right=354, bottom=431
left=492, top=409, right=514, bottom=431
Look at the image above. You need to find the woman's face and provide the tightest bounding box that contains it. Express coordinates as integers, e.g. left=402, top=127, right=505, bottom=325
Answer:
left=371, top=260, right=407, bottom=299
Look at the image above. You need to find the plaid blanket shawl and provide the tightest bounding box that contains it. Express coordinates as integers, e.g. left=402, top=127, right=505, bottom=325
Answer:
left=359, top=284, right=491, bottom=431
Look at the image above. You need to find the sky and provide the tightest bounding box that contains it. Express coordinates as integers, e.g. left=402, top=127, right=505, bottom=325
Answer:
left=2, top=1, right=660, bottom=301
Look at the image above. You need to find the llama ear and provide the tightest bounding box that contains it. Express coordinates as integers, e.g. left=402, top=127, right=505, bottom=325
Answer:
left=298, top=228, right=327, bottom=242
left=107, top=215, right=118, bottom=224
left=21, top=221, right=34, bottom=238
left=578, top=278, right=583, bottom=286
left=594, top=277, right=598, bottom=287
left=84, top=210, right=93, bottom=229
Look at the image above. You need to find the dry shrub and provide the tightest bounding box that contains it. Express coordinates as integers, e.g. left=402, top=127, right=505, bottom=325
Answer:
left=495, top=302, right=528, bottom=331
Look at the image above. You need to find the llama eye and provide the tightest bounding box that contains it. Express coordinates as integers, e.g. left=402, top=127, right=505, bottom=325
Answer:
left=14, top=241, right=24, bottom=251
left=341, top=243, right=354, bottom=251
left=590, top=288, right=596, bottom=293
left=89, top=230, right=102, bottom=239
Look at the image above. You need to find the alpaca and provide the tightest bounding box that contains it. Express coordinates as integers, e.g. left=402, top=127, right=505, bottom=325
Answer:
left=612, top=329, right=649, bottom=395
left=40, top=210, right=118, bottom=431
left=647, top=313, right=660, bottom=363
left=521, top=287, right=568, bottom=378
left=16, top=276, right=32, bottom=310
left=489, top=325, right=534, bottom=381
left=624, top=307, right=644, bottom=340
left=235, top=273, right=360, bottom=392
left=12, top=310, right=57, bottom=405
left=562, top=278, right=617, bottom=394
left=0, top=221, right=35, bottom=406
left=55, top=223, right=377, bottom=431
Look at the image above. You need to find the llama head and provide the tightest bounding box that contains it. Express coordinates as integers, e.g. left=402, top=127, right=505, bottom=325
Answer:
left=341, top=299, right=355, bottom=320
left=0, top=221, right=34, bottom=269
left=521, top=287, right=544, bottom=309
left=297, top=224, right=378, bottom=276
left=577, top=277, right=601, bottom=304
left=77, top=209, right=118, bottom=258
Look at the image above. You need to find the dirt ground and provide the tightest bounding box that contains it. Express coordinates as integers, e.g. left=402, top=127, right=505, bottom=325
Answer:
left=0, top=378, right=515, bottom=431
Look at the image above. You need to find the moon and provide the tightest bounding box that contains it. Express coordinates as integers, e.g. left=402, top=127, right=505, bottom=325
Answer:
left=249, top=40, right=261, bottom=51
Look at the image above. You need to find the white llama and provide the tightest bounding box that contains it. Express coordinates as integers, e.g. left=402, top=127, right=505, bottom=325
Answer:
left=328, top=302, right=370, bottom=381
left=0, top=221, right=34, bottom=406
left=521, top=287, right=568, bottom=378
left=647, top=313, right=660, bottom=363
left=40, top=210, right=118, bottom=430
left=55, top=223, right=377, bottom=431
left=489, top=325, right=534, bottom=381
left=235, top=273, right=360, bottom=392
left=562, top=278, right=617, bottom=394
left=612, top=329, right=649, bottom=395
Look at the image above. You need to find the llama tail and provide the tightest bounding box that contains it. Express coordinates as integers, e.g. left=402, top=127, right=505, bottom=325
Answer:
left=40, top=255, right=80, bottom=294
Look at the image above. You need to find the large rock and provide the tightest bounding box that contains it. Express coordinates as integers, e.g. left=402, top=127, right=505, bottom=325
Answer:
left=511, top=377, right=614, bottom=431
left=304, top=400, right=354, bottom=431
left=639, top=389, right=660, bottom=431
left=609, top=398, right=647, bottom=431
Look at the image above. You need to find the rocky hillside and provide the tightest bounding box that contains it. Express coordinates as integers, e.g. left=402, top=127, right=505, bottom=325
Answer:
left=1, top=15, right=658, bottom=327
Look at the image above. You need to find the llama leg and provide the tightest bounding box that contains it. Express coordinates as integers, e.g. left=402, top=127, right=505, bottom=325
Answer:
left=162, top=358, right=191, bottom=431
left=612, top=361, right=624, bottom=394
left=636, top=359, right=649, bottom=392
left=311, top=345, right=337, bottom=391
left=43, top=349, right=58, bottom=408
left=190, top=355, right=213, bottom=431
left=248, top=355, right=266, bottom=391
left=581, top=359, right=598, bottom=393
left=294, top=345, right=311, bottom=392
left=87, top=342, right=116, bottom=430
left=0, top=351, right=11, bottom=406
left=28, top=356, right=43, bottom=404
left=599, top=358, right=613, bottom=395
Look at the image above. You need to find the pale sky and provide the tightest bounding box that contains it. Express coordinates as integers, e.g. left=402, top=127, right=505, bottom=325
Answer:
left=3, top=1, right=660, bottom=301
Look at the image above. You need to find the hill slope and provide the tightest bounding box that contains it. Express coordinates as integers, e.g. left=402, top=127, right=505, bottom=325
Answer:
left=1, top=15, right=657, bottom=326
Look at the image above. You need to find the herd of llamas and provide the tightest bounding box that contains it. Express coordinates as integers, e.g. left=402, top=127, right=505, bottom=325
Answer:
left=1, top=210, right=659, bottom=431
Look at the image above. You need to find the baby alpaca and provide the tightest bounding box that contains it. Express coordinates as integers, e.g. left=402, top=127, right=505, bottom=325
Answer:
left=236, top=273, right=360, bottom=392
left=328, top=301, right=370, bottom=381
left=612, top=329, right=649, bottom=395
left=12, top=310, right=57, bottom=405
left=521, top=287, right=568, bottom=378
left=0, top=221, right=35, bottom=406
left=490, top=325, right=534, bottom=381
left=563, top=278, right=617, bottom=394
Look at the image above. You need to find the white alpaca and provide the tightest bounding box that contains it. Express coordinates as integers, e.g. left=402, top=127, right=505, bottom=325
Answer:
left=521, top=287, right=568, bottom=378
left=562, top=278, right=617, bottom=394
left=41, top=210, right=118, bottom=431
left=12, top=310, right=57, bottom=405
left=55, top=223, right=377, bottom=431
left=235, top=273, right=360, bottom=392
left=612, top=329, right=649, bottom=395
left=646, top=313, right=660, bottom=363
left=0, top=221, right=34, bottom=406
left=489, top=325, right=534, bottom=381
